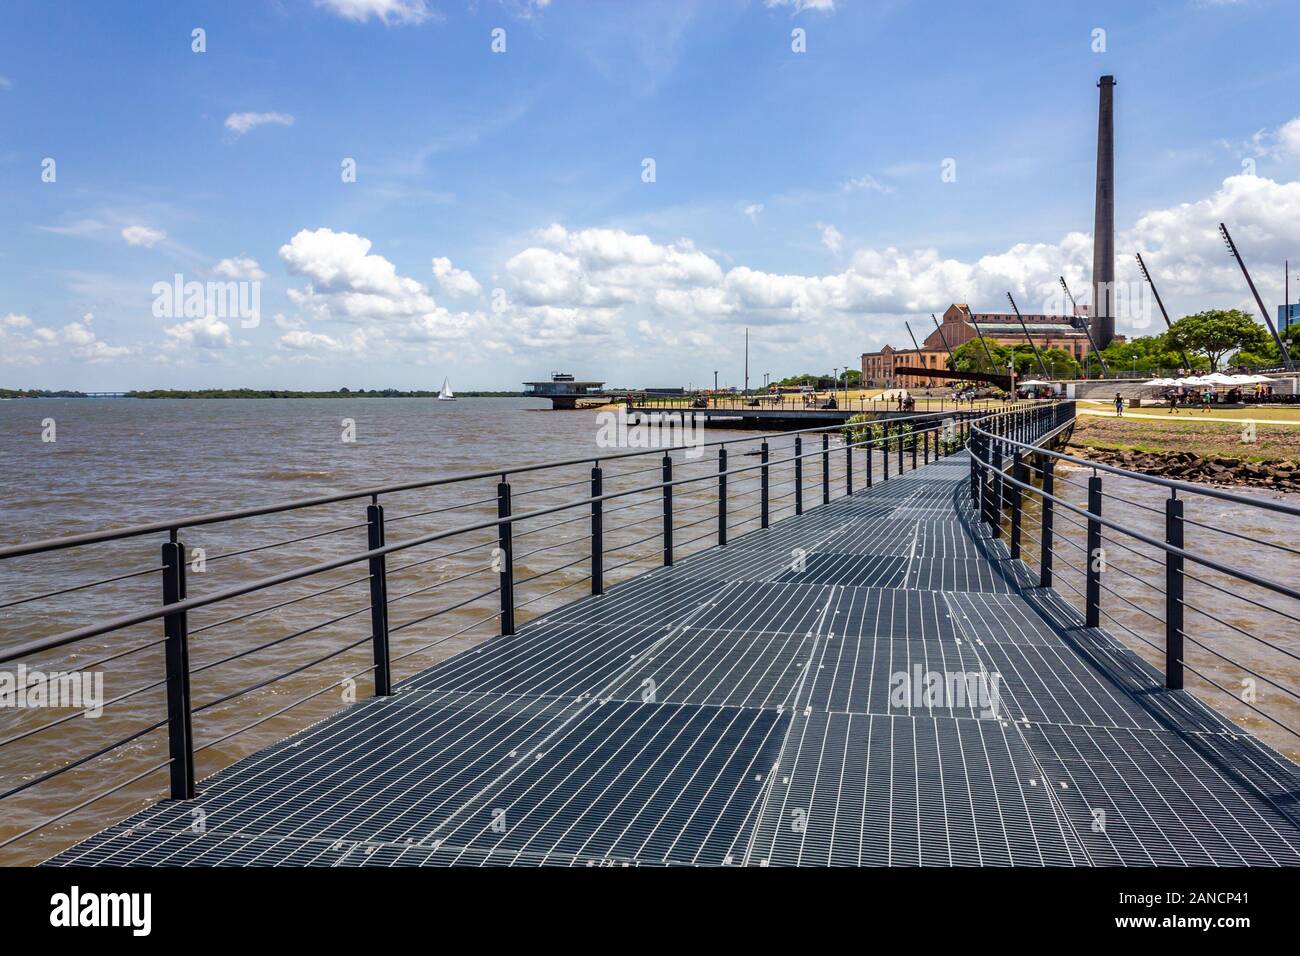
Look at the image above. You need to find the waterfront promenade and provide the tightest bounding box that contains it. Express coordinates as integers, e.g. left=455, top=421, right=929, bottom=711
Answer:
left=45, top=439, right=1300, bottom=866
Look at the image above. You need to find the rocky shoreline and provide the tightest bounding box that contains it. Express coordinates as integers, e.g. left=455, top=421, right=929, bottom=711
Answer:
left=1067, top=445, right=1300, bottom=490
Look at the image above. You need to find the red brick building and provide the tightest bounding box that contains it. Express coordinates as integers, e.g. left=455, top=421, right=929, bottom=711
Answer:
left=860, top=303, right=1110, bottom=387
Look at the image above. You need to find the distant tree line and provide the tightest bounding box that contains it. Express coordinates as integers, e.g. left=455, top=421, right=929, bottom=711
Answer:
left=773, top=370, right=862, bottom=389
left=0, top=388, right=88, bottom=398
left=125, top=388, right=528, bottom=399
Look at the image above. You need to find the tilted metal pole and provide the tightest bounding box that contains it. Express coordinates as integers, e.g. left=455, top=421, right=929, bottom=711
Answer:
left=1060, top=275, right=1111, bottom=377
left=1133, top=254, right=1190, bottom=370
left=931, top=314, right=958, bottom=372
left=1219, top=222, right=1295, bottom=370
left=1006, top=292, right=1051, bottom=381
left=966, top=312, right=999, bottom=376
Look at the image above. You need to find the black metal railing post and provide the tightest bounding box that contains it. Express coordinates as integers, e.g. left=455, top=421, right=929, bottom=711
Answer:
left=717, top=448, right=728, bottom=546
left=162, top=539, right=195, bottom=801
left=1039, top=460, right=1054, bottom=588
left=845, top=439, right=853, bottom=495
left=990, top=441, right=1004, bottom=538
left=1165, top=493, right=1185, bottom=689
left=760, top=442, right=770, bottom=528
left=911, top=428, right=918, bottom=471
left=591, top=465, right=604, bottom=595
left=662, top=453, right=674, bottom=566
left=969, top=432, right=979, bottom=503
left=923, top=428, right=930, bottom=465
left=365, top=501, right=392, bottom=696
left=882, top=424, right=890, bottom=481
left=980, top=452, right=992, bottom=529
left=1086, top=474, right=1103, bottom=628
left=497, top=479, right=515, bottom=636
left=822, top=433, right=830, bottom=504
left=1009, top=453, right=1023, bottom=559
left=794, top=436, right=804, bottom=515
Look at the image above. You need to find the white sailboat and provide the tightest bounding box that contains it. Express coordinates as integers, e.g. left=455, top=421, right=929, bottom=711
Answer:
left=437, top=377, right=455, bottom=401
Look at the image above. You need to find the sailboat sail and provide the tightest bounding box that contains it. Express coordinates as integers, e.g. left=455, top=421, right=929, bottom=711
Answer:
left=438, top=378, right=455, bottom=400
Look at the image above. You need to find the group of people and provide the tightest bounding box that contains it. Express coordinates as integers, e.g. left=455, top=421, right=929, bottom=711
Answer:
left=1112, top=385, right=1261, bottom=416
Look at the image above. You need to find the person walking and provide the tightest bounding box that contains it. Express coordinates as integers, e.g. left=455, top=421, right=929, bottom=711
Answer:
left=1114, top=392, right=1124, bottom=417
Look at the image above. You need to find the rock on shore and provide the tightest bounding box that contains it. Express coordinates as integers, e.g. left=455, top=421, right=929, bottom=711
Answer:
left=1068, top=446, right=1300, bottom=490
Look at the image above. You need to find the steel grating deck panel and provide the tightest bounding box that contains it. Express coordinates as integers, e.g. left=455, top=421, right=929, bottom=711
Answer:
left=47, top=451, right=1300, bottom=867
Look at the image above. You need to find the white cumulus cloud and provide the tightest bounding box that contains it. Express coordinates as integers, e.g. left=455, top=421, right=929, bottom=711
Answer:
left=121, top=225, right=166, bottom=248
left=313, top=0, right=431, bottom=25
left=213, top=255, right=267, bottom=280
left=431, top=256, right=483, bottom=298
left=224, top=112, right=294, bottom=137
left=817, top=222, right=844, bottom=255
left=0, top=313, right=133, bottom=365
left=164, top=317, right=234, bottom=350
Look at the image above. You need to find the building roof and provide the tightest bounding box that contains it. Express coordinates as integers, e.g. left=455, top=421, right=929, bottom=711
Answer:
left=974, top=323, right=1087, bottom=335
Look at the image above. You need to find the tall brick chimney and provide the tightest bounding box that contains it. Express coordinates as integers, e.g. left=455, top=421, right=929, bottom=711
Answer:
left=1091, top=75, right=1116, bottom=349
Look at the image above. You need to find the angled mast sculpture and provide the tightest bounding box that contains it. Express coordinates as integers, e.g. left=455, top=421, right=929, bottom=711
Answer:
left=1133, top=253, right=1192, bottom=371
left=1218, top=223, right=1295, bottom=371
left=1058, top=276, right=1110, bottom=377
left=1006, top=292, right=1051, bottom=380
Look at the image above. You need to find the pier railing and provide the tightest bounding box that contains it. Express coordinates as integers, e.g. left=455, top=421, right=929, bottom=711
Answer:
left=634, top=394, right=1010, bottom=415
left=0, top=404, right=1030, bottom=863
left=969, top=402, right=1300, bottom=751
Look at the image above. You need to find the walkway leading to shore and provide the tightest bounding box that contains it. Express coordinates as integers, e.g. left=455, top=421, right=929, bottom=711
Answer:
left=46, top=453, right=1300, bottom=866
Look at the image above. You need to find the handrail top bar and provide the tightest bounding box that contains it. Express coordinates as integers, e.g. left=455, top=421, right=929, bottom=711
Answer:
left=0, top=406, right=1000, bottom=561
left=969, top=412, right=1300, bottom=520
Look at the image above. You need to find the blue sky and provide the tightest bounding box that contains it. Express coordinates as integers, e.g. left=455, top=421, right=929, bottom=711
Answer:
left=4, top=0, right=1300, bottom=390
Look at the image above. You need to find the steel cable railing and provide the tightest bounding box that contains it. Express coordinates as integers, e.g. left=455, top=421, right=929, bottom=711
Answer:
left=967, top=401, right=1300, bottom=749
left=0, top=403, right=992, bottom=862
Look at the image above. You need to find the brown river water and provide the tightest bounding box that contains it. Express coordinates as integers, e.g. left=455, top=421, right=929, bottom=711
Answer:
left=0, top=398, right=1296, bottom=865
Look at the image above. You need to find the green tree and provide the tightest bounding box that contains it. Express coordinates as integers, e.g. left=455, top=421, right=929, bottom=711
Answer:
left=950, top=340, right=1013, bottom=375
left=1098, top=333, right=1208, bottom=376
left=1037, top=347, right=1081, bottom=380
left=1166, top=310, right=1270, bottom=370
left=1231, top=322, right=1298, bottom=369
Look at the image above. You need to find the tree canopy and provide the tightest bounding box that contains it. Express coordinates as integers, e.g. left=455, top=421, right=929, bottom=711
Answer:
left=947, top=341, right=1079, bottom=379
left=1166, top=309, right=1270, bottom=370
left=1097, top=332, right=1209, bottom=375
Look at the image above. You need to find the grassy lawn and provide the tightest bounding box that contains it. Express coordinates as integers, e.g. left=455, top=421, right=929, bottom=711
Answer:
left=1077, top=400, right=1300, bottom=423
left=1070, top=414, right=1300, bottom=461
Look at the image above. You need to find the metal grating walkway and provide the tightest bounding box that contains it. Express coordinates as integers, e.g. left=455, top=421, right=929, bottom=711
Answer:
left=46, top=452, right=1300, bottom=867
